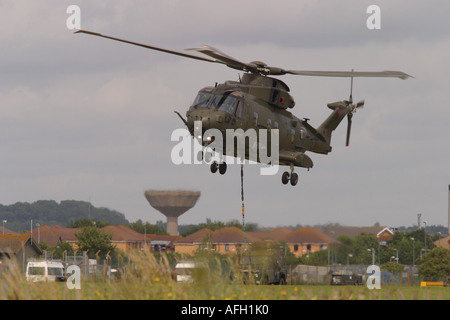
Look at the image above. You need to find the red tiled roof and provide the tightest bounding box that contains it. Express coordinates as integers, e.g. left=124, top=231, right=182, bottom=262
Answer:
left=102, top=225, right=144, bottom=241
left=34, top=225, right=78, bottom=246
left=211, top=227, right=259, bottom=243
left=0, top=233, right=34, bottom=253
left=0, top=227, right=17, bottom=235
left=248, top=227, right=293, bottom=242
left=284, top=227, right=338, bottom=244
left=33, top=225, right=339, bottom=248
left=317, top=226, right=389, bottom=239
left=145, top=234, right=181, bottom=243
left=34, top=225, right=147, bottom=246
left=174, top=228, right=213, bottom=244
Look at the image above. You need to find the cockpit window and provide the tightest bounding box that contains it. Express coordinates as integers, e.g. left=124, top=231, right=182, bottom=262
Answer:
left=192, top=91, right=213, bottom=108
left=209, top=95, right=224, bottom=108
left=218, top=95, right=239, bottom=115
left=214, top=92, right=243, bottom=115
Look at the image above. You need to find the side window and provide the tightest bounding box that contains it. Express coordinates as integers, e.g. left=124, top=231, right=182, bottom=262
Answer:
left=253, top=112, right=258, bottom=127
left=290, top=128, right=295, bottom=143
left=192, top=91, right=213, bottom=108
left=210, top=95, right=223, bottom=108
left=271, top=89, right=280, bottom=105
left=235, top=101, right=243, bottom=118
left=299, top=128, right=306, bottom=139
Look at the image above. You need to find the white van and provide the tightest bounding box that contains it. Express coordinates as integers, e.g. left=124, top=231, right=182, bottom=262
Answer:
left=26, top=260, right=66, bottom=282
left=175, top=261, right=208, bottom=283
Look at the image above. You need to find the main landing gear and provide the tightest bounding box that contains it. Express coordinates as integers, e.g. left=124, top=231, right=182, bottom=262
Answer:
left=281, top=164, right=298, bottom=186
left=198, top=150, right=228, bottom=175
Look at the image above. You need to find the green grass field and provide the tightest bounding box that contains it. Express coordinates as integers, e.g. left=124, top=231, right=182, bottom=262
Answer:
left=1, top=280, right=448, bottom=300
left=1, top=252, right=448, bottom=300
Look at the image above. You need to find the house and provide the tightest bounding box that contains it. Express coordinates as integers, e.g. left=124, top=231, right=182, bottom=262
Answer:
left=433, top=235, right=450, bottom=249
left=32, top=225, right=78, bottom=247
left=0, top=234, right=43, bottom=272
left=1, top=226, right=17, bottom=235
left=102, top=225, right=145, bottom=251
left=174, top=226, right=337, bottom=257
left=144, top=234, right=180, bottom=252
left=32, top=224, right=183, bottom=253
left=209, top=227, right=260, bottom=254
left=174, top=227, right=263, bottom=254
left=33, top=225, right=147, bottom=252
left=318, top=226, right=394, bottom=241
left=174, top=228, right=213, bottom=254
left=283, top=228, right=338, bottom=257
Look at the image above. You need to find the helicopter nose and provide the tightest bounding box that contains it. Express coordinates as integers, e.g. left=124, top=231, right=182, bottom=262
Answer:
left=187, top=111, right=211, bottom=130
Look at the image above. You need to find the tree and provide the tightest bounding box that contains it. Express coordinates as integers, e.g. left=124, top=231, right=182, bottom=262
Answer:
left=335, top=235, right=354, bottom=264
left=0, top=200, right=129, bottom=232
left=380, top=261, right=404, bottom=273
left=75, top=226, right=116, bottom=258
left=128, top=219, right=167, bottom=235
left=67, top=218, right=110, bottom=228
left=418, top=247, right=450, bottom=280
left=181, top=219, right=256, bottom=237
left=352, top=234, right=380, bottom=264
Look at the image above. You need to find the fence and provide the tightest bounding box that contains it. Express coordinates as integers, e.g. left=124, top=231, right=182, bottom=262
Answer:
left=288, top=264, right=421, bottom=286
left=63, top=251, right=125, bottom=282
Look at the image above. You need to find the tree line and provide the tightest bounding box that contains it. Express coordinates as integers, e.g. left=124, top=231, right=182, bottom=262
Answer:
left=0, top=200, right=129, bottom=232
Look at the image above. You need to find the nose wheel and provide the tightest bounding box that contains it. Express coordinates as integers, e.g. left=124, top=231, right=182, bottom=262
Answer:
left=281, top=165, right=298, bottom=186
left=210, top=161, right=227, bottom=175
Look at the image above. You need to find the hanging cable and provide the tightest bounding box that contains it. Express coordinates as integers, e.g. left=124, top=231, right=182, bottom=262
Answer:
left=241, top=163, right=247, bottom=245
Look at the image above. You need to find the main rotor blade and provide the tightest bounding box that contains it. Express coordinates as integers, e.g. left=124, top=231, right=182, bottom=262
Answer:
left=75, top=30, right=222, bottom=65
left=286, top=70, right=412, bottom=80
left=188, top=45, right=249, bottom=71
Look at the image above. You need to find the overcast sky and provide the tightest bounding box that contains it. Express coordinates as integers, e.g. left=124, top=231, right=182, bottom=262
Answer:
left=1, top=1, right=449, bottom=230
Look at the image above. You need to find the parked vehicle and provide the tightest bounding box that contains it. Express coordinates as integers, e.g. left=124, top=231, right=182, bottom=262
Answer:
left=239, top=244, right=288, bottom=285
left=175, top=260, right=208, bottom=283
left=330, top=273, right=363, bottom=285
left=26, top=260, right=66, bottom=282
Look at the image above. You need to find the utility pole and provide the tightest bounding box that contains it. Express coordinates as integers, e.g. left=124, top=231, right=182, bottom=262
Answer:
left=424, top=220, right=427, bottom=253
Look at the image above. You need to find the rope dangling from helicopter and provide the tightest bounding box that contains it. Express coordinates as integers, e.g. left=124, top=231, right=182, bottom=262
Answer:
left=241, top=163, right=247, bottom=245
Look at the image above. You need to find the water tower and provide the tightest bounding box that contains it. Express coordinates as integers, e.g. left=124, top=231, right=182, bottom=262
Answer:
left=144, top=190, right=200, bottom=235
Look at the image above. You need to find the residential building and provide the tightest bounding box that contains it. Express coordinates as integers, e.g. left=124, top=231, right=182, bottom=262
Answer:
left=318, top=226, right=394, bottom=241
left=434, top=235, right=450, bottom=249
left=0, top=234, right=42, bottom=272
left=174, top=226, right=337, bottom=257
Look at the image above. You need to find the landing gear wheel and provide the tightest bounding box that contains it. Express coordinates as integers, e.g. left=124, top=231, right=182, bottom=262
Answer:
left=210, top=161, right=218, bottom=173
left=281, top=172, right=290, bottom=185
left=219, top=162, right=227, bottom=175
left=290, top=172, right=298, bottom=186
left=204, top=152, right=212, bottom=163
left=197, top=151, right=204, bottom=162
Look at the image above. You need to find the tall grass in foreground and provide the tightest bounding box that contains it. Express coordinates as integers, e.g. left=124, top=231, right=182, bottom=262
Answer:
left=0, top=251, right=448, bottom=300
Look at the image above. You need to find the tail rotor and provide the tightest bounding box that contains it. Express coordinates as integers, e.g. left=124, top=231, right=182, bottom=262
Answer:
left=345, top=74, right=365, bottom=147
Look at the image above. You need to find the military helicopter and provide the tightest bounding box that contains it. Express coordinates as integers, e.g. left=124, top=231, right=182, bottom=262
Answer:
left=75, top=30, right=410, bottom=186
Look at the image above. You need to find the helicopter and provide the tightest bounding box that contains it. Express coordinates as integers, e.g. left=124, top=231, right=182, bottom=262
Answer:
left=75, top=30, right=411, bottom=186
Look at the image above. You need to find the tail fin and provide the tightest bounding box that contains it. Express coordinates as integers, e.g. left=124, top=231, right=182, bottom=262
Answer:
left=317, top=101, right=350, bottom=145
